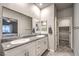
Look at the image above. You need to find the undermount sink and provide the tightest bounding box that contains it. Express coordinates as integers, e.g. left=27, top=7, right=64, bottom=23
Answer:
left=10, top=38, right=30, bottom=44
left=35, top=35, right=45, bottom=38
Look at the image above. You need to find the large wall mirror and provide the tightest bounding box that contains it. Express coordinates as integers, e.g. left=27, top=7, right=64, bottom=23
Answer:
left=2, top=17, right=18, bottom=34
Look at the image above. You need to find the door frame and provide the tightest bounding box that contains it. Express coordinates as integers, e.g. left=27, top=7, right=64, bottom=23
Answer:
left=57, top=17, right=73, bottom=49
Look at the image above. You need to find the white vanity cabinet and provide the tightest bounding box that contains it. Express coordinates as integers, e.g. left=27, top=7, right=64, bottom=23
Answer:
left=4, top=37, right=48, bottom=56
left=4, top=42, right=36, bottom=56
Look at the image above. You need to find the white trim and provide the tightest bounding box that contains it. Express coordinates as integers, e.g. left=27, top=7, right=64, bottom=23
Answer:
left=48, top=49, right=55, bottom=52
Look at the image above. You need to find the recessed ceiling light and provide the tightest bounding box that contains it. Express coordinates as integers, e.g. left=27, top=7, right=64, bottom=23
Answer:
left=39, top=3, right=43, bottom=6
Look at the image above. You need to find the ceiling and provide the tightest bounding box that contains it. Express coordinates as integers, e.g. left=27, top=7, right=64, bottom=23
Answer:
left=34, top=3, right=52, bottom=9
left=55, top=3, right=73, bottom=11
left=35, top=3, right=73, bottom=10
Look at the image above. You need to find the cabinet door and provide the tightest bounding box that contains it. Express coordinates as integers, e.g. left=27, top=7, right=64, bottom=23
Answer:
left=43, top=37, right=48, bottom=50
left=25, top=42, right=36, bottom=56
left=35, top=38, right=46, bottom=56
left=28, top=46, right=36, bottom=56
left=39, top=39, right=45, bottom=55
left=14, top=51, right=25, bottom=56
left=39, top=37, right=48, bottom=55
left=35, top=40, right=42, bottom=56
left=5, top=45, right=25, bottom=56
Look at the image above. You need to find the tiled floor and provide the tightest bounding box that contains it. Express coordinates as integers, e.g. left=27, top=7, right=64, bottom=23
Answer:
left=43, top=40, right=74, bottom=56
left=43, top=46, right=73, bottom=56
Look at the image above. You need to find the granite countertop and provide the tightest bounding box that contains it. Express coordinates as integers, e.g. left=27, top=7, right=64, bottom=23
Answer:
left=2, top=34, right=37, bottom=43
left=2, top=34, right=48, bottom=51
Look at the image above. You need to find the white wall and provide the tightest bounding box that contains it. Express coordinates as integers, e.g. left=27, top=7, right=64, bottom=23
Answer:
left=58, top=7, right=73, bottom=27
left=58, top=7, right=73, bottom=18
left=0, top=5, right=2, bottom=42
left=0, top=3, right=40, bottom=19
left=74, top=3, right=79, bottom=56
left=3, top=7, right=32, bottom=37
left=41, top=4, right=55, bottom=51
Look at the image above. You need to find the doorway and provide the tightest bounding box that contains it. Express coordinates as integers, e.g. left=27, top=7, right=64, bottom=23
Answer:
left=57, top=17, right=73, bottom=50
left=54, top=17, right=73, bottom=54
left=59, top=27, right=70, bottom=47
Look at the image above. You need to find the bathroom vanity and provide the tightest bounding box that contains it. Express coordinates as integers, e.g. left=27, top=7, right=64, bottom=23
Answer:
left=2, top=35, right=48, bottom=56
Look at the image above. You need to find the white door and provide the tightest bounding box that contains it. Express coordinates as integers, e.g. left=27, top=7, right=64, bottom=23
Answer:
left=69, top=17, right=73, bottom=49
left=54, top=17, right=58, bottom=51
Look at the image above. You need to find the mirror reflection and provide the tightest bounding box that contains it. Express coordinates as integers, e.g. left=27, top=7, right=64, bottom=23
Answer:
left=2, top=17, right=18, bottom=34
